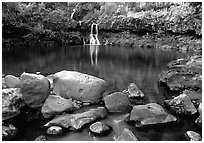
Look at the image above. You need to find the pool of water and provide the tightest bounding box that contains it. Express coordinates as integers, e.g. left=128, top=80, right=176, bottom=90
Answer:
left=2, top=42, right=200, bottom=141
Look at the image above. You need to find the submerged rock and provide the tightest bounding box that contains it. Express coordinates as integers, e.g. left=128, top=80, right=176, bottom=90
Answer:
left=44, top=107, right=107, bottom=130
left=103, top=92, right=132, bottom=113
left=2, top=88, right=25, bottom=121
left=185, top=131, right=201, bottom=141
left=41, top=95, right=74, bottom=118
left=46, top=126, right=63, bottom=135
left=53, top=70, right=107, bottom=103
left=164, top=93, right=197, bottom=115
left=2, top=123, right=18, bottom=141
left=129, top=103, right=177, bottom=127
left=20, top=72, right=50, bottom=108
left=128, top=83, right=144, bottom=98
left=115, top=128, right=138, bottom=141
left=34, top=135, right=47, bottom=141
left=89, top=121, right=112, bottom=135
left=4, top=75, right=21, bottom=88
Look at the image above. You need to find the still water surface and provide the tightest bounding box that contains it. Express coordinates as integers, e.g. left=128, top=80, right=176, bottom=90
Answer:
left=2, top=43, right=200, bottom=141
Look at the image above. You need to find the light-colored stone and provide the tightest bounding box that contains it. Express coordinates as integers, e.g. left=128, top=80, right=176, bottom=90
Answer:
left=89, top=121, right=112, bottom=135
left=41, top=95, right=74, bottom=118
left=5, top=75, right=21, bottom=88
left=46, top=126, right=63, bottom=135
left=128, top=83, right=144, bottom=98
left=2, top=123, right=18, bottom=141
left=198, top=103, right=202, bottom=115
left=2, top=88, right=25, bottom=121
left=53, top=70, right=107, bottom=103
left=20, top=72, right=50, bottom=108
left=186, top=131, right=201, bottom=141
left=130, top=103, right=177, bottom=127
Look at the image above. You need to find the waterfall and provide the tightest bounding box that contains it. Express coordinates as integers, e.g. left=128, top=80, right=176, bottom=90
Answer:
left=90, top=23, right=100, bottom=45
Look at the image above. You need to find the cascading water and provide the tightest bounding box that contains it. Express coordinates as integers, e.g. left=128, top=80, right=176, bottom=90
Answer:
left=90, top=23, right=100, bottom=45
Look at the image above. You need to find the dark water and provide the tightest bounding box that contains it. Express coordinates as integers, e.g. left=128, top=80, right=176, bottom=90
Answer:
left=2, top=42, right=201, bottom=141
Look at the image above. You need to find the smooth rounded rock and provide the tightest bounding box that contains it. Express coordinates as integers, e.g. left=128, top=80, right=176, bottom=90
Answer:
left=34, top=135, right=47, bottom=141
left=53, top=70, right=107, bottom=103
left=41, top=95, right=73, bottom=118
left=89, top=121, right=112, bottom=135
left=46, top=126, right=63, bottom=135
left=129, top=103, right=177, bottom=127
left=20, top=72, right=50, bottom=108
left=185, top=131, right=201, bottom=141
left=198, top=103, right=202, bottom=115
left=5, top=75, right=21, bottom=88
left=103, top=92, right=132, bottom=113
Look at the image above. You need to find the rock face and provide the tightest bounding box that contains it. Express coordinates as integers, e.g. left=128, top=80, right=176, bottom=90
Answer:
left=20, top=72, right=50, bottom=108
left=185, top=131, right=201, bottom=141
left=115, top=128, right=138, bottom=141
left=5, top=75, right=21, bottom=88
left=129, top=103, right=177, bottom=127
left=103, top=92, right=132, bottom=113
left=53, top=70, right=107, bottom=103
left=164, top=93, right=197, bottom=115
left=46, top=126, right=63, bottom=135
left=2, top=88, right=25, bottom=121
left=159, top=56, right=202, bottom=92
left=44, top=107, right=107, bottom=130
left=2, top=123, right=18, bottom=141
left=128, top=83, right=144, bottom=98
left=41, top=95, right=74, bottom=118
left=89, top=121, right=112, bottom=135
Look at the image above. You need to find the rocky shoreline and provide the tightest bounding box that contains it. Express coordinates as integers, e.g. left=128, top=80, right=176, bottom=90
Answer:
left=2, top=56, right=202, bottom=141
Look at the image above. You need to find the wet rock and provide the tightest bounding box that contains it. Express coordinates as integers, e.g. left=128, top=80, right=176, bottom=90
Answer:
left=20, top=72, right=50, bottom=108
left=53, top=70, right=107, bottom=103
left=129, top=103, right=177, bottom=127
left=103, top=92, right=132, bottom=113
left=164, top=93, right=197, bottom=115
left=115, top=128, right=138, bottom=141
left=46, top=126, right=63, bottom=135
left=195, top=115, right=202, bottom=128
left=44, top=106, right=107, bottom=130
left=2, top=123, right=18, bottom=141
left=198, top=103, right=202, bottom=115
left=34, top=135, right=47, bottom=141
left=2, top=88, right=25, bottom=121
left=89, top=121, right=112, bottom=135
left=183, top=90, right=202, bottom=105
left=127, top=83, right=144, bottom=98
left=41, top=95, right=73, bottom=118
left=185, top=131, right=201, bottom=141
left=5, top=75, right=21, bottom=88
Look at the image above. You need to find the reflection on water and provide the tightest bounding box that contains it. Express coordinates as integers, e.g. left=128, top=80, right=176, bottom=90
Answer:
left=3, top=43, right=197, bottom=141
left=89, top=45, right=99, bottom=66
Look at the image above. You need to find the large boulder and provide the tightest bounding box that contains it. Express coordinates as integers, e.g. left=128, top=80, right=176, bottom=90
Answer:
left=4, top=75, right=21, bottom=88
left=41, top=95, right=74, bottom=118
left=164, top=93, right=197, bottom=115
left=2, top=88, right=25, bottom=121
left=129, top=103, right=177, bottom=127
left=44, top=106, right=107, bottom=130
left=53, top=70, right=107, bottom=103
left=20, top=72, right=50, bottom=108
left=103, top=92, right=132, bottom=113
left=185, top=131, right=201, bottom=141
left=2, top=123, right=18, bottom=141
left=89, top=121, right=112, bottom=135
left=115, top=128, right=138, bottom=141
